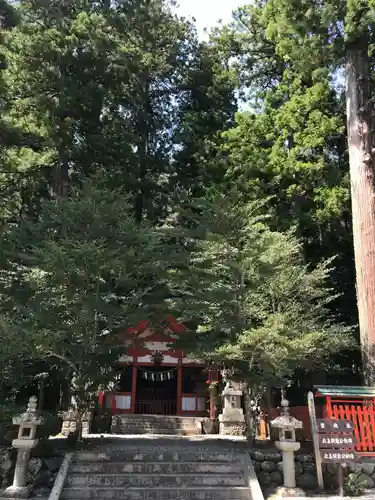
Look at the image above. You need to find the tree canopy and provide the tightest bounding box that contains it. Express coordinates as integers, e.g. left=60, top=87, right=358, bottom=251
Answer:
left=0, top=0, right=365, bottom=407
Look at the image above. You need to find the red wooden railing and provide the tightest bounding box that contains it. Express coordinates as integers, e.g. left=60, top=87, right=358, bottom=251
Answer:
left=135, top=399, right=177, bottom=415
left=326, top=398, right=375, bottom=455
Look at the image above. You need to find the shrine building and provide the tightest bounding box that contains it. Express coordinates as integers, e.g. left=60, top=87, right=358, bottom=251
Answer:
left=99, top=316, right=218, bottom=417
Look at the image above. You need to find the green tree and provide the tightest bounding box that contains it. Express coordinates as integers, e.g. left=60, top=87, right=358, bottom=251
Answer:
left=238, top=0, right=375, bottom=383
left=209, top=3, right=360, bottom=380
left=0, top=182, right=186, bottom=409
left=175, top=195, right=353, bottom=394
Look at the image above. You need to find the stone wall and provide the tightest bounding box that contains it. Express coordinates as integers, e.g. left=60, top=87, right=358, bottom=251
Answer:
left=0, top=446, right=62, bottom=497
left=251, top=447, right=375, bottom=495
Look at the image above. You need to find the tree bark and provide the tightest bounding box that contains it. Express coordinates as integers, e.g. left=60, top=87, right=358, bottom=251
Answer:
left=346, top=40, right=375, bottom=384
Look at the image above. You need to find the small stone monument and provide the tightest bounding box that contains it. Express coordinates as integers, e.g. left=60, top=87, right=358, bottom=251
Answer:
left=218, top=381, right=246, bottom=436
left=271, top=399, right=305, bottom=497
left=4, top=396, right=44, bottom=498
left=61, top=407, right=80, bottom=437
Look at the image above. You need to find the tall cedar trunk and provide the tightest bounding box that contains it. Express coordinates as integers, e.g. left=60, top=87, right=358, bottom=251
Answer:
left=346, top=40, right=375, bottom=385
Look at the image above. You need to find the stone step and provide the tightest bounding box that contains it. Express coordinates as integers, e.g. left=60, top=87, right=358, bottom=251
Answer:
left=74, top=450, right=242, bottom=463
left=70, top=461, right=243, bottom=475
left=113, top=422, right=199, bottom=429
left=65, top=473, right=246, bottom=488
left=60, top=487, right=251, bottom=500
left=111, top=416, right=203, bottom=435
left=112, top=415, right=201, bottom=422
left=111, top=428, right=197, bottom=435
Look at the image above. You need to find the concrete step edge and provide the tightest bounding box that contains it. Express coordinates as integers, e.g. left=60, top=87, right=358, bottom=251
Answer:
left=71, top=461, right=243, bottom=465
left=67, top=472, right=244, bottom=477
left=62, top=487, right=250, bottom=491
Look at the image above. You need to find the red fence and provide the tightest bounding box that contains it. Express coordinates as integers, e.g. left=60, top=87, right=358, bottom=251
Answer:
left=326, top=398, right=375, bottom=455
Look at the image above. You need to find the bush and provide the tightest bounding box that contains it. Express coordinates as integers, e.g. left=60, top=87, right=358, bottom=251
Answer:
left=0, top=404, right=20, bottom=445
left=344, top=472, right=367, bottom=497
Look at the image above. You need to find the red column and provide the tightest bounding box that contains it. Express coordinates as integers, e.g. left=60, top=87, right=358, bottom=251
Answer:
left=177, top=365, right=182, bottom=415
left=131, top=359, right=137, bottom=413
left=209, top=394, right=215, bottom=419
left=98, top=390, right=104, bottom=409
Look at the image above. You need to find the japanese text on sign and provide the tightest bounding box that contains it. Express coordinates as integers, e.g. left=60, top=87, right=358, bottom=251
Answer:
left=320, top=451, right=357, bottom=463
left=318, top=435, right=354, bottom=448
left=316, top=419, right=354, bottom=433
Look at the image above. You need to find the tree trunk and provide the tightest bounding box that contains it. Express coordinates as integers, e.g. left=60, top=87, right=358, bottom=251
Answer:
left=346, top=40, right=375, bottom=384
left=242, top=383, right=255, bottom=444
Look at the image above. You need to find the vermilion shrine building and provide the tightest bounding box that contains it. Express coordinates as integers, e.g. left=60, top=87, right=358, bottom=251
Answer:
left=99, top=316, right=218, bottom=417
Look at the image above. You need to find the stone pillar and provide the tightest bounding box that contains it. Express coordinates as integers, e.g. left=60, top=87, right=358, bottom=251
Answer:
left=4, top=396, right=44, bottom=498
left=81, top=411, right=92, bottom=437
left=270, top=399, right=305, bottom=498
left=218, top=383, right=245, bottom=436
left=276, top=440, right=301, bottom=489
left=61, top=408, right=81, bottom=437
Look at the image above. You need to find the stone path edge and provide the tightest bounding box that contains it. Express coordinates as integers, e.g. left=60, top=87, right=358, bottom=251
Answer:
left=246, top=453, right=265, bottom=500
left=47, top=453, right=74, bottom=500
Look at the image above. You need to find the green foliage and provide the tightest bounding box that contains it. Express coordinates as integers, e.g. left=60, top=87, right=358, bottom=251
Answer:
left=175, top=195, right=354, bottom=390
left=344, top=472, right=367, bottom=497
left=0, top=0, right=361, bottom=405
left=0, top=181, right=186, bottom=408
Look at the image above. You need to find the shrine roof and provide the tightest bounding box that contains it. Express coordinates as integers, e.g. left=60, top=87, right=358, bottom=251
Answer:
left=315, top=385, right=375, bottom=398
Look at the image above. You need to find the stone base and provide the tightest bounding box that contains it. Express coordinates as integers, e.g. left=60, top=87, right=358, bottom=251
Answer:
left=219, top=421, right=246, bottom=436
left=201, top=418, right=219, bottom=435
left=269, top=486, right=306, bottom=498
left=3, top=486, right=31, bottom=498
left=81, top=411, right=92, bottom=437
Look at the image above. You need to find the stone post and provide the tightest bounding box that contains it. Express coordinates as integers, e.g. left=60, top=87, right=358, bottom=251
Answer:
left=270, top=399, right=305, bottom=498
left=218, top=382, right=246, bottom=436
left=4, top=396, right=44, bottom=498
left=81, top=411, right=93, bottom=437
left=61, top=407, right=81, bottom=437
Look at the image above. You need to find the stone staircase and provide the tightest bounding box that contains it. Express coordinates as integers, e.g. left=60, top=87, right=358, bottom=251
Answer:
left=60, top=436, right=255, bottom=500
left=110, top=414, right=204, bottom=435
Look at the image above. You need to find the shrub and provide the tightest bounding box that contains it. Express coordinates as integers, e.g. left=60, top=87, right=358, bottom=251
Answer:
left=344, top=472, right=367, bottom=497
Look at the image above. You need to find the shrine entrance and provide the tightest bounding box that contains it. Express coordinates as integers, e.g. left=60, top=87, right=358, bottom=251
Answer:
left=135, top=366, right=178, bottom=415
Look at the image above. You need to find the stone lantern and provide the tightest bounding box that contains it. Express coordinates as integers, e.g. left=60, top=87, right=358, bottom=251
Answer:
left=270, top=399, right=305, bottom=497
left=4, top=396, right=44, bottom=498
left=218, top=381, right=245, bottom=436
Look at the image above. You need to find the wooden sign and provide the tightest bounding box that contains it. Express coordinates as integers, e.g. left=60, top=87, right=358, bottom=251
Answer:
left=316, top=419, right=354, bottom=434
left=319, top=434, right=355, bottom=449
left=320, top=450, right=358, bottom=463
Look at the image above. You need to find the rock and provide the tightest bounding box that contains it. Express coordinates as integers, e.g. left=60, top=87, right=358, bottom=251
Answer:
left=261, top=461, right=277, bottom=472
left=296, top=454, right=313, bottom=463
left=28, top=457, right=43, bottom=477
left=294, top=462, right=304, bottom=476
left=358, top=473, right=375, bottom=489
left=263, top=452, right=281, bottom=462
left=258, top=471, right=271, bottom=484
left=0, top=456, right=13, bottom=475
left=33, top=469, right=52, bottom=488
left=303, top=462, right=316, bottom=473
left=348, top=463, right=362, bottom=474
left=277, top=461, right=283, bottom=472
left=362, top=463, right=375, bottom=476
left=252, top=451, right=265, bottom=462
left=253, top=461, right=261, bottom=473
left=297, top=473, right=317, bottom=489
left=43, top=457, right=62, bottom=473
left=34, top=486, right=50, bottom=498
left=326, top=464, right=338, bottom=476
left=271, top=471, right=283, bottom=485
